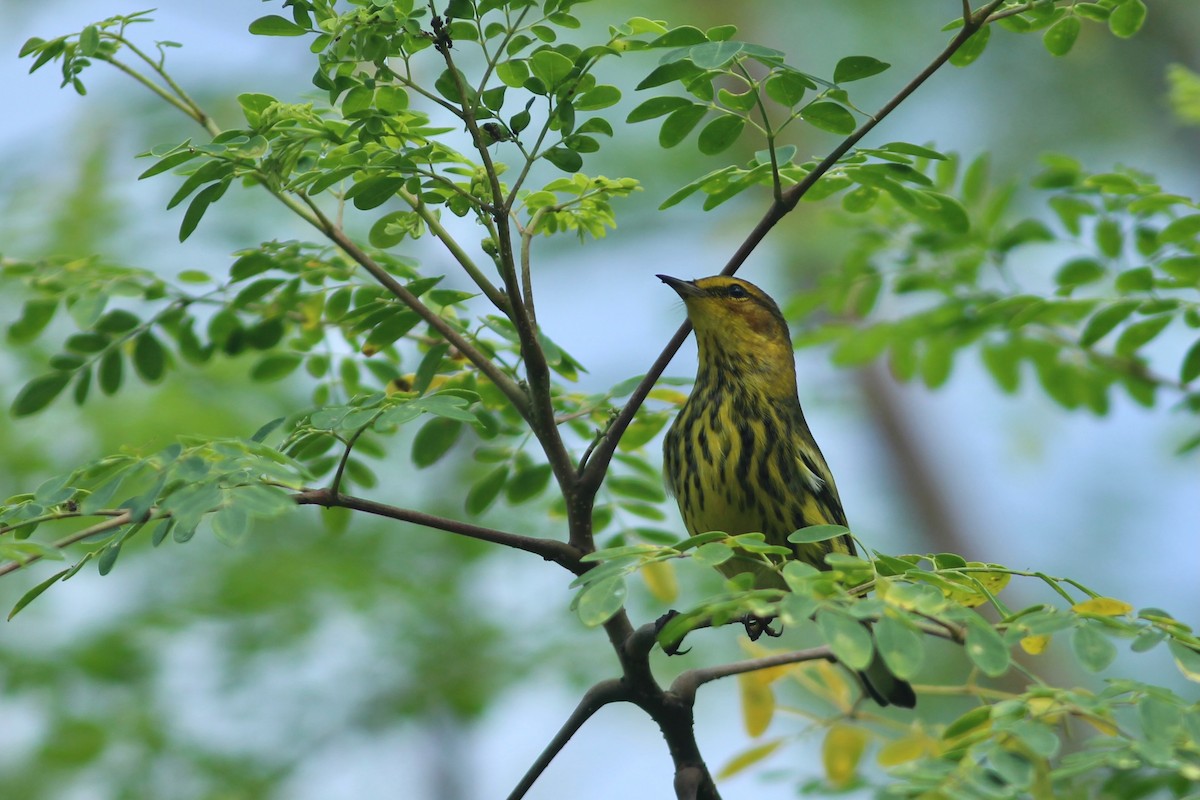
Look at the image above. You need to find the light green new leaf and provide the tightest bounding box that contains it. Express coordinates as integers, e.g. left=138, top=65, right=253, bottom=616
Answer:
left=874, top=613, right=925, bottom=679
left=1072, top=621, right=1117, bottom=672
left=817, top=607, right=873, bottom=670
left=964, top=613, right=1011, bottom=676
left=575, top=575, right=627, bottom=626
left=248, top=15, right=308, bottom=36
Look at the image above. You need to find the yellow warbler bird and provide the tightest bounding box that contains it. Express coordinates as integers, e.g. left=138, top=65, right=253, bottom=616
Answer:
left=659, top=273, right=915, bottom=708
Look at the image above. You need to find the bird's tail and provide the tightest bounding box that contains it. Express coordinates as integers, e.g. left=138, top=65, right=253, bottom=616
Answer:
left=857, top=648, right=916, bottom=708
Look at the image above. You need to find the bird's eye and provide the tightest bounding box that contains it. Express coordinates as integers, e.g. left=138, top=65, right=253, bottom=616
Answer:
left=727, top=284, right=748, bottom=299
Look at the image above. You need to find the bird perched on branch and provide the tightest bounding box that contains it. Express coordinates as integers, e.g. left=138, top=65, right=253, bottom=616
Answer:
left=659, top=273, right=915, bottom=709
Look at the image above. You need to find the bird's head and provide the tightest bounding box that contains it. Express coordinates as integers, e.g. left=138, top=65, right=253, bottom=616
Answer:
left=658, top=273, right=791, bottom=347
left=658, top=274, right=797, bottom=391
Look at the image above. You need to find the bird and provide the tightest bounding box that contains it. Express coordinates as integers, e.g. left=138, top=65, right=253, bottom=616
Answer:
left=659, top=273, right=915, bottom=709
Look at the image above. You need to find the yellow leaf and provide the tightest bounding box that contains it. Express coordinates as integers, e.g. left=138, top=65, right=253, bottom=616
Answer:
left=823, top=724, right=868, bottom=788
left=648, top=388, right=688, bottom=405
left=877, top=732, right=936, bottom=767
left=943, top=569, right=1011, bottom=607
left=804, top=659, right=852, bottom=710
left=1026, top=696, right=1062, bottom=723
left=716, top=738, right=785, bottom=780
left=640, top=560, right=678, bottom=603
left=1082, top=714, right=1118, bottom=736
left=1072, top=596, right=1133, bottom=616
left=1020, top=634, right=1050, bottom=655
left=739, top=640, right=798, bottom=684
left=738, top=671, right=776, bottom=737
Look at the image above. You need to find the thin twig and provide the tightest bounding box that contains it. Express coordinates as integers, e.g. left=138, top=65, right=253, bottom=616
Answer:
left=399, top=188, right=509, bottom=311
left=672, top=645, right=836, bottom=700
left=0, top=510, right=143, bottom=577
left=292, top=488, right=583, bottom=572
left=300, top=198, right=533, bottom=417
left=504, top=679, right=628, bottom=800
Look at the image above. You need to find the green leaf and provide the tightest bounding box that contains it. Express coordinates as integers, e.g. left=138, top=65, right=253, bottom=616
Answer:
left=98, top=349, right=123, bottom=396
left=817, top=608, right=874, bottom=670
left=1095, top=218, right=1123, bottom=258
left=763, top=71, right=809, bottom=106
left=11, top=372, right=71, bottom=417
left=1168, top=639, right=1200, bottom=681
left=1160, top=214, right=1200, bottom=244
left=97, top=542, right=122, bottom=576
left=1072, top=621, right=1117, bottom=671
left=787, top=524, right=850, bottom=544
left=543, top=146, right=583, bottom=173
left=1080, top=300, right=1140, bottom=346
left=688, top=40, right=745, bottom=69
left=8, top=299, right=57, bottom=343
left=1043, top=16, right=1081, bottom=56
left=874, top=614, right=925, bottom=680
left=529, top=50, right=573, bottom=87
left=466, top=465, right=508, bottom=515
left=658, top=103, right=708, bottom=148
left=964, top=614, right=1010, bottom=677
left=574, top=575, right=626, bottom=626
left=505, top=464, right=552, bottom=504
left=132, top=332, right=167, bottom=383
left=1115, top=265, right=1153, bottom=293
left=1108, top=0, right=1147, bottom=38
left=8, top=568, right=70, bottom=620
left=627, top=95, right=694, bottom=123
left=179, top=180, right=229, bottom=241
left=250, top=353, right=303, bottom=382
left=696, top=115, right=745, bottom=155
left=833, top=56, right=890, bottom=83
left=980, top=342, right=1020, bottom=393
left=949, top=25, right=990, bottom=67
left=1115, top=314, right=1171, bottom=356
left=801, top=101, right=855, bottom=135
left=249, top=15, right=308, bottom=36
left=412, top=417, right=463, bottom=467
left=1181, top=337, right=1200, bottom=384
left=211, top=505, right=250, bottom=546
left=1055, top=258, right=1106, bottom=288
left=608, top=476, right=666, bottom=503
left=348, top=176, right=404, bottom=211
left=574, top=85, right=620, bottom=110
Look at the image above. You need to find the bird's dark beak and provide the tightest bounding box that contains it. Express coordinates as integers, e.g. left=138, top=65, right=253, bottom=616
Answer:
left=657, top=274, right=703, bottom=298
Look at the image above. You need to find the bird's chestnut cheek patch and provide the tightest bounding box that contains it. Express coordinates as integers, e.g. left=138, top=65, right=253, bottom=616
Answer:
left=741, top=303, right=779, bottom=337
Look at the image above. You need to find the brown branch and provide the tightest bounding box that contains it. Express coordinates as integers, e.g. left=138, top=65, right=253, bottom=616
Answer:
left=293, top=488, right=582, bottom=572
left=505, top=679, right=629, bottom=800
left=577, top=0, right=1010, bottom=498
left=0, top=510, right=145, bottom=577
left=430, top=6, right=577, bottom=497
left=671, top=645, right=836, bottom=701
left=298, top=198, right=531, bottom=416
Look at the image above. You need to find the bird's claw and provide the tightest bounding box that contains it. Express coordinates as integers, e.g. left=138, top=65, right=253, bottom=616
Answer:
left=743, top=614, right=783, bottom=641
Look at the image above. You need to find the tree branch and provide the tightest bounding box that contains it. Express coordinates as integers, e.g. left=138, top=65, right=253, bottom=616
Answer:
left=429, top=6, right=578, bottom=499
left=293, top=488, right=582, bottom=572
left=505, top=679, right=629, bottom=800
left=577, top=0, right=1010, bottom=496
left=0, top=510, right=147, bottom=577
left=671, top=645, right=835, bottom=701
left=299, top=198, right=533, bottom=418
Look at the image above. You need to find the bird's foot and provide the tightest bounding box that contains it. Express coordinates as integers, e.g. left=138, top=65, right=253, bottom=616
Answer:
left=742, top=614, right=783, bottom=641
